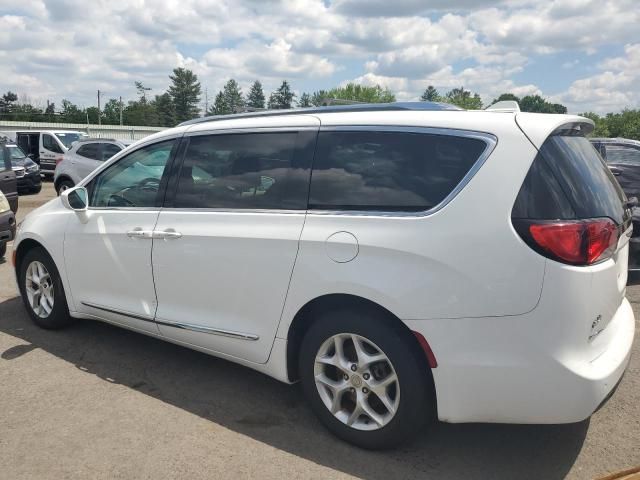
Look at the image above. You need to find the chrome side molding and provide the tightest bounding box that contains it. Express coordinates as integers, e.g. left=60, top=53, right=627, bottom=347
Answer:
left=80, top=301, right=259, bottom=341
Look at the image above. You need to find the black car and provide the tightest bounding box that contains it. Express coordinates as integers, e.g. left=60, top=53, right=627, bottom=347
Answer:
left=0, top=141, right=18, bottom=213
left=4, top=143, right=42, bottom=194
left=590, top=138, right=640, bottom=270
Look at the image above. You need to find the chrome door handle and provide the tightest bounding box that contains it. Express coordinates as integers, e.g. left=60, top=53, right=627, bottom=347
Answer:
left=152, top=229, right=182, bottom=240
left=127, top=228, right=153, bottom=239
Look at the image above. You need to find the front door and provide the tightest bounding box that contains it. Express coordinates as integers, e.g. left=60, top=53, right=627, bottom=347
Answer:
left=40, top=133, right=64, bottom=174
left=152, top=127, right=317, bottom=363
left=64, top=139, right=177, bottom=334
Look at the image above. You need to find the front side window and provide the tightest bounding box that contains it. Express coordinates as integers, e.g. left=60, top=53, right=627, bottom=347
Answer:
left=604, top=144, right=640, bottom=165
left=101, top=143, right=122, bottom=161
left=309, top=130, right=488, bottom=211
left=55, top=132, right=87, bottom=149
left=8, top=146, right=27, bottom=160
left=0, top=148, right=8, bottom=170
left=43, top=134, right=63, bottom=153
left=76, top=143, right=100, bottom=160
left=172, top=131, right=314, bottom=210
left=89, top=140, right=174, bottom=208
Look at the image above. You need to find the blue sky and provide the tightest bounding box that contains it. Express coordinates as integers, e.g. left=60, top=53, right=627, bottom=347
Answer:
left=0, top=0, right=638, bottom=114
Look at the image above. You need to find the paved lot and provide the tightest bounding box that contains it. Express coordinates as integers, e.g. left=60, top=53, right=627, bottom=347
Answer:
left=0, top=181, right=638, bottom=479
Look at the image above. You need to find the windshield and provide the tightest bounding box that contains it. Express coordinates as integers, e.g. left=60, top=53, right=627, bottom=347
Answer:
left=55, top=132, right=88, bottom=149
left=8, top=145, right=27, bottom=160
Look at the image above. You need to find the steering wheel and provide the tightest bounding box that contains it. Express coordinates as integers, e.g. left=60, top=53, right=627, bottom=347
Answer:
left=138, top=177, right=160, bottom=192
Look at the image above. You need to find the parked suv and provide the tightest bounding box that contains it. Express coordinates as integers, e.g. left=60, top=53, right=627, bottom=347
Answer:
left=12, top=103, right=635, bottom=449
left=54, top=138, right=132, bottom=194
left=590, top=138, right=640, bottom=270
left=0, top=141, right=18, bottom=213
left=3, top=143, right=41, bottom=194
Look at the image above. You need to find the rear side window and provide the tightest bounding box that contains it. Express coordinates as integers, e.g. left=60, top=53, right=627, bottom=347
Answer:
left=513, top=135, right=627, bottom=224
left=101, top=143, right=122, bottom=160
left=309, top=130, right=487, bottom=211
left=172, top=131, right=315, bottom=210
left=77, top=143, right=100, bottom=160
left=43, top=134, right=63, bottom=153
left=604, top=144, right=640, bottom=165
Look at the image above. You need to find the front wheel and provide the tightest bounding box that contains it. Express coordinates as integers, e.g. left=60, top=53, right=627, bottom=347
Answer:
left=299, top=308, right=433, bottom=449
left=18, top=247, right=76, bottom=329
left=56, top=179, right=75, bottom=196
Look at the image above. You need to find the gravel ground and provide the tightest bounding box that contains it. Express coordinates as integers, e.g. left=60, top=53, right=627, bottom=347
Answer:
left=0, top=180, right=638, bottom=480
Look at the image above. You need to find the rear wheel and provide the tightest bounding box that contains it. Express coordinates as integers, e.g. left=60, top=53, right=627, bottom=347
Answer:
left=299, top=307, right=432, bottom=449
left=18, top=247, right=76, bottom=329
left=56, top=179, right=74, bottom=196
left=0, top=242, right=6, bottom=259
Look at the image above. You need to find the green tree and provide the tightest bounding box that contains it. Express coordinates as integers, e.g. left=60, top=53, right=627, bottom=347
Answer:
left=222, top=79, right=244, bottom=113
left=581, top=112, right=610, bottom=137
left=298, top=92, right=312, bottom=107
left=168, top=67, right=202, bottom=123
left=246, top=80, right=266, bottom=109
left=491, top=93, right=520, bottom=104
left=320, top=83, right=395, bottom=104
left=310, top=90, right=330, bottom=106
left=604, top=109, right=640, bottom=140
left=102, top=99, right=121, bottom=125
left=60, top=99, right=86, bottom=123
left=443, top=87, right=483, bottom=110
left=135, top=81, right=152, bottom=103
left=420, top=86, right=441, bottom=102
left=519, top=95, right=567, bottom=114
left=268, top=80, right=295, bottom=109
left=86, top=106, right=102, bottom=124
left=212, top=91, right=230, bottom=115
left=153, top=92, right=176, bottom=127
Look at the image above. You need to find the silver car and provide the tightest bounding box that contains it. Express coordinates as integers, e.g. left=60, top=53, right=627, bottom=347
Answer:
left=54, top=138, right=133, bottom=194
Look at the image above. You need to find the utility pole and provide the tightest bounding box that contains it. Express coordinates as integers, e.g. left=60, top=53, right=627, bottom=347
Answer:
left=97, top=90, right=101, bottom=126
left=119, top=96, right=123, bottom=126
left=204, top=87, right=209, bottom=116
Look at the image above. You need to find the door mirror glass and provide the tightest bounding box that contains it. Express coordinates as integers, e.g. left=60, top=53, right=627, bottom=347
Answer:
left=61, top=186, right=88, bottom=211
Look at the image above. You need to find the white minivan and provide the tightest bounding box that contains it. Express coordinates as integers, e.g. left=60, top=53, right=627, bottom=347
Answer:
left=16, top=130, right=88, bottom=176
left=12, top=103, right=635, bottom=449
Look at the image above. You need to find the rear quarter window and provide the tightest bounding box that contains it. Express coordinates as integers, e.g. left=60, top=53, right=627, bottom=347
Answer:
left=308, top=130, right=488, bottom=211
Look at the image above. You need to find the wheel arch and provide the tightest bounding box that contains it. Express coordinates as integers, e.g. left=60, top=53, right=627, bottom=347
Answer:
left=54, top=174, right=75, bottom=192
left=285, top=294, right=437, bottom=392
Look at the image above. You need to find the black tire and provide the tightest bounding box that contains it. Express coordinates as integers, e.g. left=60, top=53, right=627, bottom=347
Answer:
left=18, top=247, right=76, bottom=329
left=56, top=179, right=75, bottom=196
left=299, top=307, right=433, bottom=449
left=0, top=242, right=6, bottom=259
left=31, top=185, right=42, bottom=194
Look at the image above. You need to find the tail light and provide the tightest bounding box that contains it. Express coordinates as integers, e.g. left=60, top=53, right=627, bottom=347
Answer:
left=514, top=218, right=618, bottom=266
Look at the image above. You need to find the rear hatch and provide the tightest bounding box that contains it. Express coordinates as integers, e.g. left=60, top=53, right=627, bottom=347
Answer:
left=512, top=121, right=632, bottom=347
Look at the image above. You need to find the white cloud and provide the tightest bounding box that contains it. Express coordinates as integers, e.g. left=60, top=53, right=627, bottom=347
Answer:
left=0, top=0, right=638, bottom=114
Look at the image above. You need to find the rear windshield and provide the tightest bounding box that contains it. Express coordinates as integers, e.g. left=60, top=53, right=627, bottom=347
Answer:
left=513, top=134, right=627, bottom=224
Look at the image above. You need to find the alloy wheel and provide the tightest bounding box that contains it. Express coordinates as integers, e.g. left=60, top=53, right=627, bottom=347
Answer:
left=314, top=333, right=400, bottom=431
left=25, top=261, right=55, bottom=318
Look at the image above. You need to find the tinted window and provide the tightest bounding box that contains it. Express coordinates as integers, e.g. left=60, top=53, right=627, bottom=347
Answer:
left=0, top=148, right=8, bottom=170
left=76, top=143, right=100, bottom=160
left=89, top=140, right=174, bottom=208
left=605, top=144, right=640, bottom=165
left=523, top=135, right=626, bottom=224
left=308, top=130, right=487, bottom=211
left=173, top=132, right=314, bottom=210
left=101, top=143, right=122, bottom=160
left=43, top=134, right=63, bottom=153
left=512, top=153, right=576, bottom=219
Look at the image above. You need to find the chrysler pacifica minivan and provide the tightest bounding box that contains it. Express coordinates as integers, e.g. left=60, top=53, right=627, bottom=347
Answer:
left=12, top=102, right=635, bottom=448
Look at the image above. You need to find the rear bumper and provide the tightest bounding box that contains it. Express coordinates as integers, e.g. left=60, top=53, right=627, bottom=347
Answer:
left=406, top=297, right=634, bottom=424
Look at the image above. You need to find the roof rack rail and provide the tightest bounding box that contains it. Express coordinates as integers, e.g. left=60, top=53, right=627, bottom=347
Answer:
left=179, top=101, right=462, bottom=127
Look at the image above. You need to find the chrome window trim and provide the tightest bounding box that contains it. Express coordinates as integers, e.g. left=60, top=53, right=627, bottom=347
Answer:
left=183, top=125, right=319, bottom=137
left=153, top=207, right=305, bottom=215
left=307, top=125, right=497, bottom=218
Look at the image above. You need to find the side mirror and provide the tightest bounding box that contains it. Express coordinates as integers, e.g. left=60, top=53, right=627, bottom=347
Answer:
left=61, top=186, right=89, bottom=222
